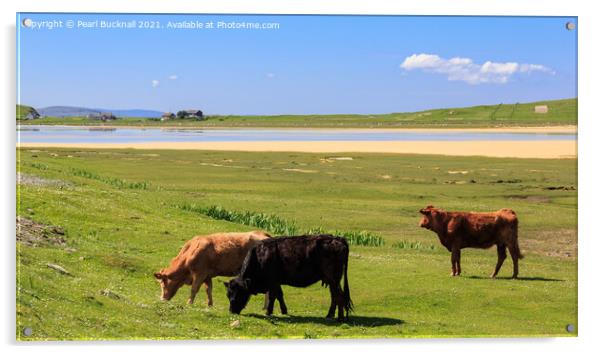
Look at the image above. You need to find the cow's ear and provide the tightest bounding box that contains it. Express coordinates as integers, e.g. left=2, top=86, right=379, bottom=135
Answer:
left=154, top=272, right=163, bottom=280
left=420, top=206, right=433, bottom=215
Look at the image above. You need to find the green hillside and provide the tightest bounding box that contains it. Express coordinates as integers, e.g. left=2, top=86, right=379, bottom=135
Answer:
left=16, top=104, right=39, bottom=120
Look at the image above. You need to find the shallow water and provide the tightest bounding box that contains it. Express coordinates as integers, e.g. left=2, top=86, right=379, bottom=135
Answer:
left=17, top=125, right=576, bottom=144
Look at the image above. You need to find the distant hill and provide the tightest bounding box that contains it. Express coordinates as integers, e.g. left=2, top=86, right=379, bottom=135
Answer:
left=16, top=104, right=40, bottom=120
left=20, top=98, right=576, bottom=128
left=37, top=106, right=100, bottom=117
left=37, top=106, right=163, bottom=118
left=99, top=108, right=163, bottom=118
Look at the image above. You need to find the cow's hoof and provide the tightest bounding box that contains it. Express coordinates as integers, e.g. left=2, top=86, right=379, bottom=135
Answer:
left=187, top=299, right=194, bottom=305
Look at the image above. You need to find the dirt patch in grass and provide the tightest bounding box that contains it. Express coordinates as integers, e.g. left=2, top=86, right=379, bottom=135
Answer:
left=507, top=195, right=551, bottom=203
left=447, top=170, right=469, bottom=175
left=282, top=168, right=318, bottom=173
left=543, top=186, right=576, bottom=191
left=522, top=229, right=576, bottom=258
left=16, top=216, right=66, bottom=247
left=101, top=254, right=141, bottom=273
left=494, top=179, right=522, bottom=184
left=17, top=172, right=71, bottom=188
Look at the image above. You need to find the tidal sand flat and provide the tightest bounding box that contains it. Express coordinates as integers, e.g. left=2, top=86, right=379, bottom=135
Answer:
left=19, top=140, right=576, bottom=159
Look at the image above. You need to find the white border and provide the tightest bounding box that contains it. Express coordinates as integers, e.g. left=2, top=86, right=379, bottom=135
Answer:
left=2, top=1, right=601, bottom=353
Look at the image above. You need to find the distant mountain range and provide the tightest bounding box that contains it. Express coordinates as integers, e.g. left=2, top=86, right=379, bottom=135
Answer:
left=37, top=106, right=163, bottom=118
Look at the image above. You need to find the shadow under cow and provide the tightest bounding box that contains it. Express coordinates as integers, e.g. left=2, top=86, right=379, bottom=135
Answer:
left=244, top=313, right=405, bottom=327
left=466, top=275, right=564, bottom=282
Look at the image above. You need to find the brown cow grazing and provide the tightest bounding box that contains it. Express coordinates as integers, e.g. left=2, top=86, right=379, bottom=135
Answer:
left=418, top=205, right=523, bottom=278
left=154, top=231, right=271, bottom=306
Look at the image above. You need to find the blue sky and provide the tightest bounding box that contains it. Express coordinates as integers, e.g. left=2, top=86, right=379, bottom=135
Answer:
left=17, top=14, right=577, bottom=115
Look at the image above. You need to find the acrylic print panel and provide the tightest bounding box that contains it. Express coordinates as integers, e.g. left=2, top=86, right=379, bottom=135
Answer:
left=16, top=13, right=577, bottom=340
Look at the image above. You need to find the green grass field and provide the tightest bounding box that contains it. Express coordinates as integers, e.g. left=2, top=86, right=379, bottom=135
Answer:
left=18, top=98, right=577, bottom=128
left=16, top=148, right=577, bottom=340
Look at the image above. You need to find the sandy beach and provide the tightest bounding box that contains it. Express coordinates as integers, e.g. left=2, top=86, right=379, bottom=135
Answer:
left=19, top=140, right=576, bottom=159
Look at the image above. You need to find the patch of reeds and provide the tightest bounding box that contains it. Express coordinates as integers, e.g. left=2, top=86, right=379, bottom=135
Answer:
left=391, top=240, right=435, bottom=250
left=71, top=168, right=149, bottom=190
left=176, top=204, right=386, bottom=247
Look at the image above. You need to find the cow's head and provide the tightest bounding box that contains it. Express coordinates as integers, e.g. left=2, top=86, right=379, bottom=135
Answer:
left=154, top=269, right=187, bottom=301
left=224, top=278, right=251, bottom=314
left=419, top=205, right=443, bottom=230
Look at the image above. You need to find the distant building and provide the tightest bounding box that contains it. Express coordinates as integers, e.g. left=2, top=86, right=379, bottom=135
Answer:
left=89, top=112, right=117, bottom=121
left=534, top=105, right=549, bottom=114
left=177, top=109, right=205, bottom=120
left=161, top=112, right=175, bottom=121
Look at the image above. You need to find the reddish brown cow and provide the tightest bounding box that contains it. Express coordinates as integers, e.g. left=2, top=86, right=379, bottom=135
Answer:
left=419, top=205, right=523, bottom=278
left=154, top=231, right=271, bottom=306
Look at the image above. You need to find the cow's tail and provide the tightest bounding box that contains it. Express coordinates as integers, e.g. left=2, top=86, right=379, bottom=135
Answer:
left=510, top=215, right=524, bottom=259
left=342, top=242, right=354, bottom=317
left=516, top=239, right=525, bottom=259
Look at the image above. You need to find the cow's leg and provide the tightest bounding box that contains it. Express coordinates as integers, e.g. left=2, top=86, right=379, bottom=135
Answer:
left=456, top=250, right=461, bottom=276
left=491, top=244, right=507, bottom=278
left=451, top=247, right=461, bottom=276
left=188, top=274, right=205, bottom=305
left=204, top=278, right=213, bottom=306
left=508, top=244, right=520, bottom=279
left=263, top=292, right=269, bottom=310
left=265, top=288, right=277, bottom=316
left=273, top=285, right=288, bottom=315
left=326, top=285, right=337, bottom=319
left=334, top=284, right=346, bottom=321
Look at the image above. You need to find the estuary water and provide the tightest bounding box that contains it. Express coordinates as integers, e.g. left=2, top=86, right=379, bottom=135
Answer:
left=17, top=125, right=576, bottom=144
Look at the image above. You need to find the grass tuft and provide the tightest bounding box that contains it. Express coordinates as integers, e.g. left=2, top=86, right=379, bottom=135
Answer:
left=391, top=240, right=435, bottom=250
left=71, top=168, right=149, bottom=190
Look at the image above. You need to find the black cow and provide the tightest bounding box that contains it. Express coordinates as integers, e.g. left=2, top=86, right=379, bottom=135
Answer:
left=224, top=234, right=353, bottom=321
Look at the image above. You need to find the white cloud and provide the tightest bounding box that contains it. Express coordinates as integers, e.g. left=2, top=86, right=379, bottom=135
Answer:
left=168, top=74, right=178, bottom=80
left=400, top=53, right=554, bottom=85
left=480, top=61, right=518, bottom=75
left=519, top=64, right=555, bottom=74
left=151, top=80, right=160, bottom=88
